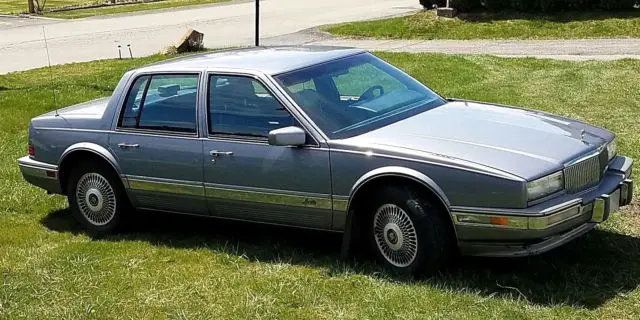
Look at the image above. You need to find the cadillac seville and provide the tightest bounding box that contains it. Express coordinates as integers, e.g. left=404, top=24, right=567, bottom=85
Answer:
left=19, top=47, right=633, bottom=274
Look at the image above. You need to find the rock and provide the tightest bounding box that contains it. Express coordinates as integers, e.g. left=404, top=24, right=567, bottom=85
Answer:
left=176, top=28, right=204, bottom=53
left=436, top=7, right=457, bottom=18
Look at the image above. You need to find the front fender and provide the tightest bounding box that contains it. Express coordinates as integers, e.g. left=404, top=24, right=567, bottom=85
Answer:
left=347, top=166, right=450, bottom=211
left=339, top=166, right=452, bottom=259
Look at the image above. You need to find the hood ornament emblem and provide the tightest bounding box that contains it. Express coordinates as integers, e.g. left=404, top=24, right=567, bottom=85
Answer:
left=580, top=129, right=586, bottom=142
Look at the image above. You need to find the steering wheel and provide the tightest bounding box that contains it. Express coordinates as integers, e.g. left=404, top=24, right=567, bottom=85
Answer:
left=358, top=85, right=384, bottom=102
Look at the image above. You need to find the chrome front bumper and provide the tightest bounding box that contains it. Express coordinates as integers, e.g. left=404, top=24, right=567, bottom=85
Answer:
left=455, top=155, right=633, bottom=257
left=592, top=178, right=633, bottom=223
left=17, top=156, right=62, bottom=194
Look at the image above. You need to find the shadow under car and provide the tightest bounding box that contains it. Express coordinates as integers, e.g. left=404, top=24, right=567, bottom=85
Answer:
left=41, top=208, right=640, bottom=309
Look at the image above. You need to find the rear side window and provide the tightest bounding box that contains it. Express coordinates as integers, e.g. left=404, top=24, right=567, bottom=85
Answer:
left=119, top=74, right=199, bottom=134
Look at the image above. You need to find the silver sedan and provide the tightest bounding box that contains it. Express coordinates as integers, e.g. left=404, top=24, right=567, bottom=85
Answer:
left=19, top=46, right=634, bottom=274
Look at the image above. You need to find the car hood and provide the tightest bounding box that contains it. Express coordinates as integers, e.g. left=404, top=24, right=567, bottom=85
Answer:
left=343, top=101, right=614, bottom=180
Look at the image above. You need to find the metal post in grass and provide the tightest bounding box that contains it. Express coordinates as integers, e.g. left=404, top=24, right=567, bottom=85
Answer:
left=437, top=0, right=456, bottom=18
left=255, top=0, right=260, bottom=46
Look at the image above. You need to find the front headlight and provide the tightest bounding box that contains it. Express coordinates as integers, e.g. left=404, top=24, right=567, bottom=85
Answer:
left=606, top=139, right=617, bottom=161
left=527, top=171, right=564, bottom=201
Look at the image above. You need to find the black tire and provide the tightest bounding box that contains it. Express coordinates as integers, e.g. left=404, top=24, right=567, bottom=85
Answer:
left=67, top=162, right=130, bottom=235
left=366, top=185, right=454, bottom=275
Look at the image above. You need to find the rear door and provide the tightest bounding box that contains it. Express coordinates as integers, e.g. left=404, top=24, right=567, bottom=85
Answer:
left=108, top=73, right=206, bottom=215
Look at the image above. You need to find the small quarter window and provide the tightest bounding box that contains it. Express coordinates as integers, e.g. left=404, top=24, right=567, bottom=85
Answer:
left=119, top=74, right=199, bottom=134
left=208, top=75, right=295, bottom=138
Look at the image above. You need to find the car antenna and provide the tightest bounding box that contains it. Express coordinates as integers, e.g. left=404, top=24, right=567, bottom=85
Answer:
left=42, top=26, right=59, bottom=117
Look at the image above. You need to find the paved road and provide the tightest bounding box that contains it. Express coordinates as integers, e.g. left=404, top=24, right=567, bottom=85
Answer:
left=3, top=2, right=638, bottom=75
left=311, top=38, right=640, bottom=61
left=0, top=15, right=58, bottom=30
left=0, top=0, right=420, bottom=74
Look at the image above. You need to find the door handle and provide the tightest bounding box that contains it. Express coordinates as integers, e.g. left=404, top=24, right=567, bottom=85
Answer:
left=209, top=150, right=233, bottom=157
left=118, top=143, right=140, bottom=149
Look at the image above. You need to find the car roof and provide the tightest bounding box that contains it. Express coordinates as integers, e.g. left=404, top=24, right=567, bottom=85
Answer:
left=136, top=46, right=366, bottom=75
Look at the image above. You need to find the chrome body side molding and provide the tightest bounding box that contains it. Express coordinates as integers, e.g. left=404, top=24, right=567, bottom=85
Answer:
left=123, top=175, right=335, bottom=211
left=204, top=183, right=333, bottom=210
left=127, top=175, right=204, bottom=197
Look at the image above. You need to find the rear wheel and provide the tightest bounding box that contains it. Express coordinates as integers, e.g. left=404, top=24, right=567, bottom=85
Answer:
left=67, top=163, right=130, bottom=235
left=367, top=185, right=454, bottom=275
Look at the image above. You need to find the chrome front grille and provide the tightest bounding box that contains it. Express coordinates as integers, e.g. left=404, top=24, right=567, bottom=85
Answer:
left=564, top=150, right=605, bottom=193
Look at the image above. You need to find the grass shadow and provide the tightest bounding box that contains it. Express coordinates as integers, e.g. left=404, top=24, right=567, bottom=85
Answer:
left=436, top=229, right=640, bottom=308
left=41, top=208, right=348, bottom=268
left=456, top=10, right=640, bottom=23
left=41, top=208, right=640, bottom=308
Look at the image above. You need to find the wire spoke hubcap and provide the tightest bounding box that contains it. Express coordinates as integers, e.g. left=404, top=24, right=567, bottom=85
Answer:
left=76, top=173, right=116, bottom=226
left=373, top=204, right=418, bottom=268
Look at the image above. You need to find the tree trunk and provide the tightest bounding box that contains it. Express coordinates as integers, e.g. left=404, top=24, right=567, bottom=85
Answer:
left=28, top=0, right=35, bottom=13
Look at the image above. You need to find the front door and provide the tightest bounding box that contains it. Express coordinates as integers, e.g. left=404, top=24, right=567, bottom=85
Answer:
left=203, top=74, right=332, bottom=229
left=109, top=73, right=206, bottom=214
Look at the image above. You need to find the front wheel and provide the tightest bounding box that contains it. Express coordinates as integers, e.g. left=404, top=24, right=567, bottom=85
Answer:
left=368, top=185, right=454, bottom=275
left=67, top=163, right=130, bottom=235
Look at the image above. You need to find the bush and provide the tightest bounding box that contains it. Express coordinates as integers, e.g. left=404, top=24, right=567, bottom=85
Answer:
left=419, top=0, right=444, bottom=8
left=488, top=0, right=637, bottom=11
left=419, top=0, right=482, bottom=11
left=420, top=0, right=639, bottom=11
left=452, top=0, right=482, bottom=11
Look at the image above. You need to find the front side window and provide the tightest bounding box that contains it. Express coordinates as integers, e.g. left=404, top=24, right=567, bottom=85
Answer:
left=275, top=53, right=446, bottom=139
left=208, top=75, right=295, bottom=138
left=119, top=74, right=199, bottom=134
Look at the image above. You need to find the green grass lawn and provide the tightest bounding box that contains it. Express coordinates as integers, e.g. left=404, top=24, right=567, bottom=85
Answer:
left=0, top=0, right=93, bottom=14
left=1, top=53, right=640, bottom=318
left=0, top=0, right=228, bottom=18
left=325, top=10, right=640, bottom=40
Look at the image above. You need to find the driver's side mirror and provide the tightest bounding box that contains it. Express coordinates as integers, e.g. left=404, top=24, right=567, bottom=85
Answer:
left=268, top=126, right=306, bottom=146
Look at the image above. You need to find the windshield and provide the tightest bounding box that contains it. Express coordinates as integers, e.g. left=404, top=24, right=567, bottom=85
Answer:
left=275, top=53, right=446, bottom=139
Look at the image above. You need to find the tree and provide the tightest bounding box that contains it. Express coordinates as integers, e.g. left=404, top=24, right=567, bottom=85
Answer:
left=32, top=0, right=48, bottom=14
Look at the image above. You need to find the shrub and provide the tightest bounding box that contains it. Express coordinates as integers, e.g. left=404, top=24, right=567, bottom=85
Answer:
left=448, top=0, right=480, bottom=11
left=420, top=0, right=639, bottom=11
left=419, top=0, right=482, bottom=11
left=419, top=0, right=445, bottom=8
